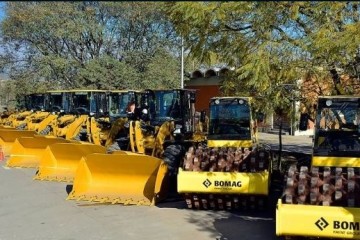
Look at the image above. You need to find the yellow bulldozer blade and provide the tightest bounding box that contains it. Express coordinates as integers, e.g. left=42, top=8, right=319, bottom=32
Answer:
left=34, top=143, right=107, bottom=182
left=0, top=125, right=15, bottom=129
left=6, top=136, right=71, bottom=168
left=0, top=129, right=37, bottom=157
left=67, top=153, right=168, bottom=206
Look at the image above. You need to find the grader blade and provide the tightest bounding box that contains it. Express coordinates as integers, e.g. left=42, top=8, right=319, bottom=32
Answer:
left=6, top=136, right=71, bottom=168
left=67, top=153, right=168, bottom=206
left=0, top=129, right=37, bottom=157
left=34, top=143, right=106, bottom=182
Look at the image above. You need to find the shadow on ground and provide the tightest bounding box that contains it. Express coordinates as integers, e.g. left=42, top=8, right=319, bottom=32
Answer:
left=157, top=170, right=285, bottom=240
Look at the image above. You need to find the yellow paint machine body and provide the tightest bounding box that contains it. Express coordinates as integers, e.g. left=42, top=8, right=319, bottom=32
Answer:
left=67, top=153, right=168, bottom=206
left=34, top=143, right=106, bottom=182
left=6, top=136, right=71, bottom=168
left=276, top=96, right=360, bottom=239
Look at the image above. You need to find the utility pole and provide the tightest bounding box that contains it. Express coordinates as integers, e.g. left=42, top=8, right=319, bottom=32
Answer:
left=181, top=37, right=184, bottom=89
left=280, top=83, right=297, bottom=136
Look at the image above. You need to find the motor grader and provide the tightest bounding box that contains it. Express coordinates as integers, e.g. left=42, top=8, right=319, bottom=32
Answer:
left=276, top=96, right=360, bottom=239
left=66, top=92, right=272, bottom=209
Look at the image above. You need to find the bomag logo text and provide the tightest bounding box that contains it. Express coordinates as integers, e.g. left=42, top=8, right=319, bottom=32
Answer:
left=334, top=221, right=360, bottom=231
left=214, top=181, right=242, bottom=188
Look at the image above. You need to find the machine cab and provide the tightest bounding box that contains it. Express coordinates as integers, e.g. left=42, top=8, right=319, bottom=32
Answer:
left=67, top=90, right=108, bottom=117
left=44, top=91, right=68, bottom=113
left=208, top=97, right=253, bottom=141
left=108, top=90, right=142, bottom=122
left=25, top=93, right=46, bottom=111
left=313, top=96, right=360, bottom=157
left=142, top=89, right=196, bottom=136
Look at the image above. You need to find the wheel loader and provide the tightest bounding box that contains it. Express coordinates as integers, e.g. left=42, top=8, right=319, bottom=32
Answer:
left=5, top=89, right=110, bottom=168
left=66, top=92, right=272, bottom=209
left=1, top=91, right=69, bottom=133
left=15, top=91, right=68, bottom=132
left=33, top=89, right=144, bottom=182
left=0, top=91, right=71, bottom=150
left=0, top=93, right=48, bottom=156
left=65, top=88, right=204, bottom=205
left=104, top=90, right=144, bottom=151
left=48, top=89, right=109, bottom=141
left=0, top=94, right=26, bottom=127
left=33, top=89, right=179, bottom=183
left=2, top=93, right=46, bottom=128
left=0, top=91, right=61, bottom=130
left=276, top=96, right=360, bottom=239
left=3, top=90, right=73, bottom=166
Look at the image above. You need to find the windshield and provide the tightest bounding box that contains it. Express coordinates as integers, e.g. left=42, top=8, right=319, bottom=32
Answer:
left=313, top=98, right=360, bottom=157
left=45, top=93, right=63, bottom=112
left=208, top=99, right=251, bottom=140
left=70, top=92, right=90, bottom=113
left=26, top=95, right=45, bottom=111
left=148, top=90, right=181, bottom=121
left=109, top=93, right=135, bottom=118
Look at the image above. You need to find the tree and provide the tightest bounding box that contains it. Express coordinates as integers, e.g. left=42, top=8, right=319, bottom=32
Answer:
left=166, top=2, right=360, bottom=114
left=0, top=2, right=182, bottom=95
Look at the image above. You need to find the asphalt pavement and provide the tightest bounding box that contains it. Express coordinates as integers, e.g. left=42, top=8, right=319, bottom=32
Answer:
left=258, top=132, right=313, bottom=154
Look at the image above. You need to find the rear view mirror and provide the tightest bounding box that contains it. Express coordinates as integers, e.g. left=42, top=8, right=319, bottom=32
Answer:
left=299, top=113, right=309, bottom=131
left=200, top=111, right=206, bottom=123
left=256, top=112, right=265, bottom=123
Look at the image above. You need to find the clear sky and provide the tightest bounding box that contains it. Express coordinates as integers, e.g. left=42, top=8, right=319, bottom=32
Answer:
left=0, top=2, right=5, bottom=22
left=0, top=2, right=8, bottom=80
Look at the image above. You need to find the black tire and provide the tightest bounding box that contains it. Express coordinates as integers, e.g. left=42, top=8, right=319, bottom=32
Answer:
left=106, top=137, right=129, bottom=153
left=39, top=125, right=51, bottom=135
left=106, top=142, right=122, bottom=153
left=73, top=128, right=88, bottom=141
left=163, top=144, right=186, bottom=176
left=16, top=123, right=26, bottom=130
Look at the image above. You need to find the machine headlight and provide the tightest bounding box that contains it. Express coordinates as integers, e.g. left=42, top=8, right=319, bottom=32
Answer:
left=326, top=100, right=332, bottom=106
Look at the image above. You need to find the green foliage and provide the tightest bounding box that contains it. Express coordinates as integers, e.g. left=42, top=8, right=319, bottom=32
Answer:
left=141, top=49, right=181, bottom=89
left=3, top=1, right=360, bottom=117
left=0, top=2, right=181, bottom=94
left=167, top=2, right=360, bottom=116
left=77, top=55, right=140, bottom=89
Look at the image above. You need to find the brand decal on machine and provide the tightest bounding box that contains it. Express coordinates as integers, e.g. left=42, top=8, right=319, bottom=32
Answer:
left=315, top=218, right=360, bottom=236
left=202, top=179, right=242, bottom=189
left=315, top=217, right=329, bottom=231
left=203, top=179, right=212, bottom=188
